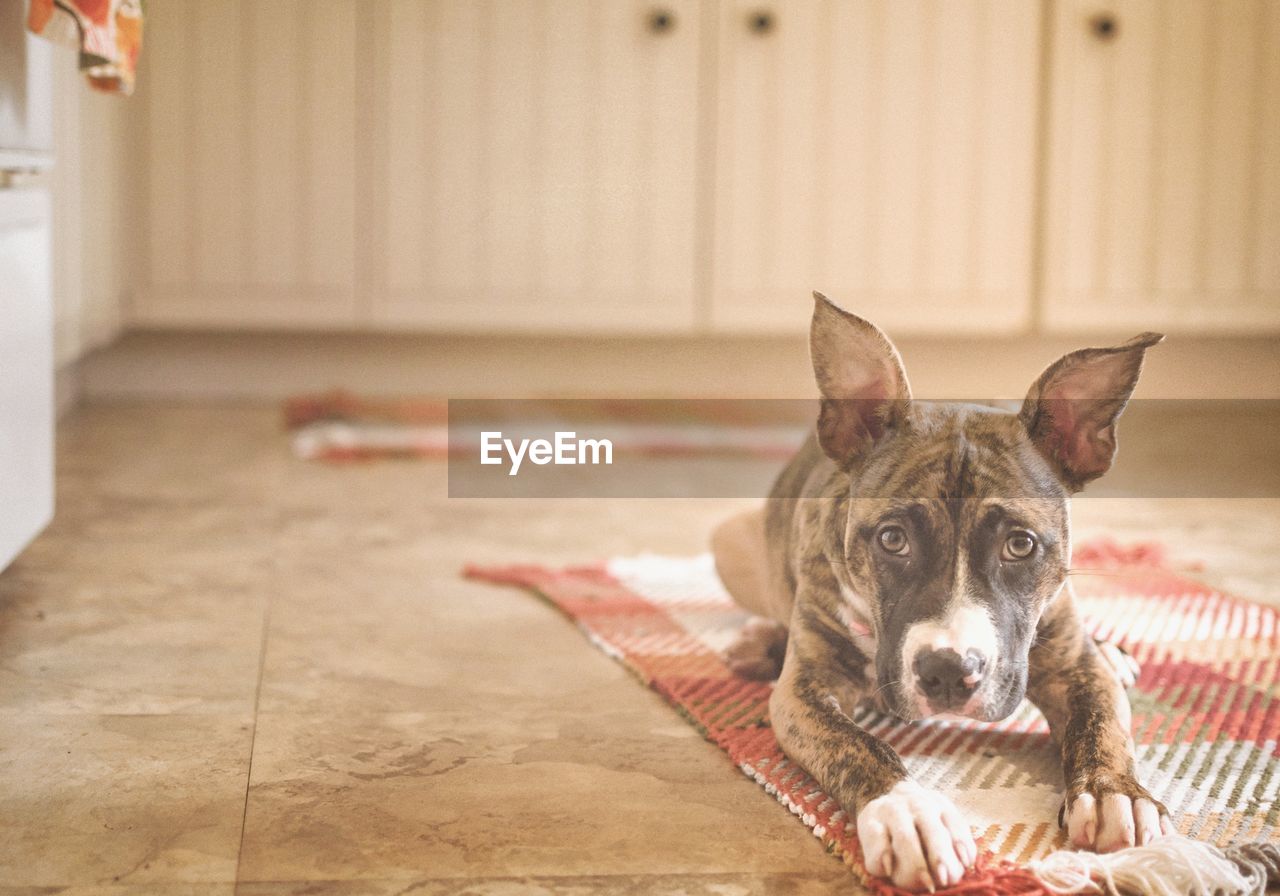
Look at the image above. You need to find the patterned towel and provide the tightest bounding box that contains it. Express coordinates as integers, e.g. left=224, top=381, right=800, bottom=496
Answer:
left=466, top=540, right=1280, bottom=894
left=28, top=0, right=144, bottom=95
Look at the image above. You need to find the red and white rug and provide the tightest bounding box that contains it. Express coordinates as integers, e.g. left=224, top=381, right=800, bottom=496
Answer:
left=467, top=540, right=1280, bottom=895
left=284, top=391, right=809, bottom=462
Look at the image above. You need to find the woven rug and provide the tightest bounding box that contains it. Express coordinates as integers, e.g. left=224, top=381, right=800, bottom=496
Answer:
left=466, top=540, right=1280, bottom=894
left=284, top=391, right=808, bottom=462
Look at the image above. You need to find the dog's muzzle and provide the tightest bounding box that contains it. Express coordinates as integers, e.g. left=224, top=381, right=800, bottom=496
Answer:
left=899, top=603, right=1001, bottom=719
left=913, top=647, right=986, bottom=713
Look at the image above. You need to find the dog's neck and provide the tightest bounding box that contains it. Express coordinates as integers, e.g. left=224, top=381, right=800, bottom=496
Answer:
left=837, top=580, right=876, bottom=642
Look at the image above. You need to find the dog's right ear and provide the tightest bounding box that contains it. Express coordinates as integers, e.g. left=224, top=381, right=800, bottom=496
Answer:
left=1019, top=332, right=1163, bottom=491
left=810, top=292, right=912, bottom=469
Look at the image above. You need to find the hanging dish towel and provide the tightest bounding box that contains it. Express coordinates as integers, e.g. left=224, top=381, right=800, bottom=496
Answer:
left=27, top=0, right=144, bottom=95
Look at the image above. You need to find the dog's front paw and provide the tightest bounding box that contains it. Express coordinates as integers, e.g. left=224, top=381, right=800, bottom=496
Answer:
left=1061, top=772, right=1173, bottom=851
left=857, top=779, right=977, bottom=891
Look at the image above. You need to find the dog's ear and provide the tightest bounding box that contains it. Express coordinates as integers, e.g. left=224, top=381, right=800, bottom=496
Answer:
left=1019, top=332, right=1163, bottom=490
left=810, top=292, right=912, bottom=469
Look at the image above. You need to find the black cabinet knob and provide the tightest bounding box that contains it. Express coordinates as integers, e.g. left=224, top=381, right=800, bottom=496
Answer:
left=748, top=9, right=774, bottom=35
left=648, top=8, right=676, bottom=34
left=1089, top=12, right=1119, bottom=41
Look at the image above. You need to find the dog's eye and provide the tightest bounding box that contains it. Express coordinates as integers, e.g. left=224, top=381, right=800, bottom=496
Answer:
left=877, top=525, right=910, bottom=556
left=1003, top=530, right=1037, bottom=560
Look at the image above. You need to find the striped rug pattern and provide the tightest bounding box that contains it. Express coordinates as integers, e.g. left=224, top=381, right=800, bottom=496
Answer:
left=466, top=541, right=1280, bottom=894
left=284, top=392, right=809, bottom=462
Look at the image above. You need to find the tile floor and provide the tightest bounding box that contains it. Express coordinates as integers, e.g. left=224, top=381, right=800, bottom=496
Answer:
left=2, top=403, right=1278, bottom=895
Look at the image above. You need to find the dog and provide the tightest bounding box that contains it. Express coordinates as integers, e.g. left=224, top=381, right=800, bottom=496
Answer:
left=711, top=293, right=1168, bottom=891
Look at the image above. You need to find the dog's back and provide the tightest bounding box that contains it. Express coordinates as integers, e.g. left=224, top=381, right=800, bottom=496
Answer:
left=713, top=432, right=838, bottom=626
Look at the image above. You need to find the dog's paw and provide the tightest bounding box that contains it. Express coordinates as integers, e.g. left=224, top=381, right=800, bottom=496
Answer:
left=1061, top=772, right=1172, bottom=852
left=1094, top=638, right=1141, bottom=688
left=857, top=779, right=977, bottom=891
left=724, top=617, right=787, bottom=680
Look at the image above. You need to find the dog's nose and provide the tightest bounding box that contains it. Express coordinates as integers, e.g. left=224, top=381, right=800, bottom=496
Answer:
left=914, top=647, right=986, bottom=708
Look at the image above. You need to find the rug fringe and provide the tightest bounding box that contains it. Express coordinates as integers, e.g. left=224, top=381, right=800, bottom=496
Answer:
left=866, top=854, right=1052, bottom=895
left=1028, top=836, right=1280, bottom=896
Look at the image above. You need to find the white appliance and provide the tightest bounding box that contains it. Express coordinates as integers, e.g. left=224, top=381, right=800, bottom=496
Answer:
left=0, top=7, right=55, bottom=570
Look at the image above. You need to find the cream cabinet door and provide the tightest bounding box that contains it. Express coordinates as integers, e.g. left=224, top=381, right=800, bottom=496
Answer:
left=369, top=0, right=702, bottom=333
left=1042, top=0, right=1280, bottom=333
left=135, top=0, right=358, bottom=327
left=711, top=0, right=1041, bottom=334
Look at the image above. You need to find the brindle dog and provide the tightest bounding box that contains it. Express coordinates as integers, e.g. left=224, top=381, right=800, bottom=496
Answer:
left=711, top=293, right=1170, bottom=891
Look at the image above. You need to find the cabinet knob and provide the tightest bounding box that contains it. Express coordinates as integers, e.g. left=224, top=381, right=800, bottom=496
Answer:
left=747, top=9, right=774, bottom=35
left=1089, top=12, right=1119, bottom=41
left=648, top=8, right=676, bottom=34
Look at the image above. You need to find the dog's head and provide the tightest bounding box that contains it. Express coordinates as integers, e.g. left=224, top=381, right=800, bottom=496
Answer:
left=810, top=293, right=1161, bottom=722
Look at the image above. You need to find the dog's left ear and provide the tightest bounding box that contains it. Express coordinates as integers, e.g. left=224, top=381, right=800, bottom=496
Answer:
left=810, top=292, right=912, bottom=469
left=1019, top=332, right=1164, bottom=490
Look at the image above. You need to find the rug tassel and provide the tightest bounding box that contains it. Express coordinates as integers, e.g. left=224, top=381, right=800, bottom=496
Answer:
left=1028, top=837, right=1280, bottom=896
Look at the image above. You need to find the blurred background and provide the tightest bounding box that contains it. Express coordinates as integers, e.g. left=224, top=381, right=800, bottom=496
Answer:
left=6, top=0, right=1278, bottom=411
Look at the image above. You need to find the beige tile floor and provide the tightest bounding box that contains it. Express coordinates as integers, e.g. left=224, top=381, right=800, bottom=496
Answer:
left=2, top=403, right=1278, bottom=895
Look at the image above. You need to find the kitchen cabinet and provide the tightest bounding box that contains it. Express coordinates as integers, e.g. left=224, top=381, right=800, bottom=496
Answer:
left=1041, top=0, right=1280, bottom=332
left=368, top=0, right=703, bottom=333
left=0, top=189, right=53, bottom=569
left=135, top=0, right=359, bottom=327
left=0, top=8, right=53, bottom=569
left=131, top=0, right=1279, bottom=336
left=710, top=0, right=1042, bottom=333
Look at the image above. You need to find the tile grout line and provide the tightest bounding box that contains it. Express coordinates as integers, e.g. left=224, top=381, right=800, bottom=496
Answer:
left=231, top=574, right=275, bottom=892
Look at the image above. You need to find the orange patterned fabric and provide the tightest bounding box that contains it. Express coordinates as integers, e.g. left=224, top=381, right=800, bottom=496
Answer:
left=27, top=0, right=143, bottom=95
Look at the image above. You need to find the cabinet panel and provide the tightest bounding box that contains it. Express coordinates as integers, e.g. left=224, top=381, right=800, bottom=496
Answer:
left=137, top=0, right=357, bottom=327
left=1043, top=0, right=1280, bottom=332
left=370, top=0, right=702, bottom=333
left=711, top=0, right=1041, bottom=333
left=0, top=189, right=53, bottom=569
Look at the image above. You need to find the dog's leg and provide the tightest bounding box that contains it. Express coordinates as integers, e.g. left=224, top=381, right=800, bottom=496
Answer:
left=725, top=616, right=787, bottom=680
left=1028, top=588, right=1170, bottom=851
left=771, top=603, right=976, bottom=891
